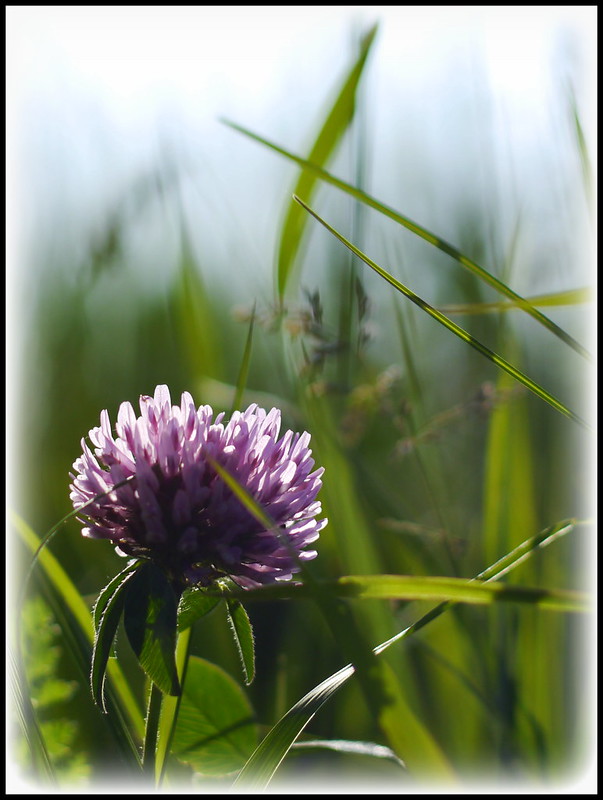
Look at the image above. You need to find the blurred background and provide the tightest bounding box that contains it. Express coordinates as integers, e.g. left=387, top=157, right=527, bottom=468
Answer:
left=7, top=5, right=596, bottom=792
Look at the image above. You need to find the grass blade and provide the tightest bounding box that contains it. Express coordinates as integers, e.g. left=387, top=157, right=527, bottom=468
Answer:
left=329, top=575, right=587, bottom=612
left=273, top=23, right=378, bottom=300
left=222, top=121, right=590, bottom=360
left=292, top=738, right=405, bottom=768
left=225, top=598, right=256, bottom=686
left=208, top=455, right=454, bottom=777
left=439, top=287, right=593, bottom=315
left=91, top=567, right=142, bottom=712
left=293, top=196, right=588, bottom=428
left=9, top=647, right=57, bottom=785
left=12, top=513, right=145, bottom=743
left=169, top=656, right=258, bottom=777
left=233, top=519, right=579, bottom=789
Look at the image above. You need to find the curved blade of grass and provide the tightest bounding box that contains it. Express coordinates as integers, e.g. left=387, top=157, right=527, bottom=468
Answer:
left=233, top=519, right=578, bottom=789
left=12, top=513, right=145, bottom=743
left=439, top=287, right=593, bottom=315
left=213, top=574, right=587, bottom=613
left=177, top=587, right=220, bottom=632
left=274, top=23, right=378, bottom=300
left=222, top=121, right=590, bottom=360
left=292, top=738, right=405, bottom=768
left=293, top=196, right=588, bottom=429
left=92, top=560, right=144, bottom=632
left=567, top=82, right=593, bottom=205
left=336, top=576, right=587, bottom=612
left=208, top=457, right=453, bottom=776
left=225, top=598, right=256, bottom=686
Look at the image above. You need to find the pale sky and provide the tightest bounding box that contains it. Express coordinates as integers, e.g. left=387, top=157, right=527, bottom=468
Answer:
left=7, top=6, right=596, bottom=297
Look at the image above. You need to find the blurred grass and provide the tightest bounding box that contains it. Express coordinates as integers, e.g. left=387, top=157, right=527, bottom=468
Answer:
left=10, top=23, right=594, bottom=791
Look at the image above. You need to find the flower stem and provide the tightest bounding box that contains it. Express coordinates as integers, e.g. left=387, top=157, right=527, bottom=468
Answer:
left=142, top=681, right=163, bottom=780
left=155, top=627, right=192, bottom=787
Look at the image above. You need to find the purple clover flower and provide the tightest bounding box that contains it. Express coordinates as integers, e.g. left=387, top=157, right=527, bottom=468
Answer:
left=70, top=385, right=326, bottom=589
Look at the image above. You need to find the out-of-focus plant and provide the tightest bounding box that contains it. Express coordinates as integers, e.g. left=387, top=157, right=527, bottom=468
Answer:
left=11, top=19, right=593, bottom=794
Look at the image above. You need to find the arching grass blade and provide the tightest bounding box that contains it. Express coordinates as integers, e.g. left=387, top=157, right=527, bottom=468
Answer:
left=233, top=519, right=580, bottom=789
left=293, top=196, right=588, bottom=428
left=273, top=23, right=378, bottom=300
left=439, top=287, right=593, bottom=315
left=222, top=121, right=590, bottom=360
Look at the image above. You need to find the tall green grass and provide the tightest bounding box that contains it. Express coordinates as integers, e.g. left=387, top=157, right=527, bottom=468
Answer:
left=10, top=22, right=593, bottom=793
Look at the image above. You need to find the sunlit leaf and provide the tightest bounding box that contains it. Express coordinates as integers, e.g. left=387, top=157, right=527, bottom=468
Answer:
left=177, top=588, right=220, bottom=632
left=225, top=598, right=256, bottom=686
left=274, top=23, right=378, bottom=300
left=171, top=656, right=258, bottom=777
left=91, top=565, right=143, bottom=711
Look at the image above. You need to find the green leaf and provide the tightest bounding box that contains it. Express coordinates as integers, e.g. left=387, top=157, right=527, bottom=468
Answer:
left=222, top=121, right=590, bottom=359
left=123, top=562, right=180, bottom=696
left=225, top=598, right=256, bottom=686
left=93, top=560, right=144, bottom=631
left=9, top=622, right=57, bottom=784
left=274, top=23, right=378, bottom=300
left=171, top=656, right=258, bottom=777
left=292, top=196, right=588, bottom=429
left=91, top=564, right=143, bottom=711
left=330, top=575, right=588, bottom=612
left=177, top=587, right=220, bottom=632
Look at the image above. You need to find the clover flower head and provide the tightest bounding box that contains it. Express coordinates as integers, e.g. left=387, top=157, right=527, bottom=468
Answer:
left=69, top=386, right=327, bottom=589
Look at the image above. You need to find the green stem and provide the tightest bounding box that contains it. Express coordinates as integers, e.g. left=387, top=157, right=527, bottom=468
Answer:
left=142, top=682, right=163, bottom=779
left=155, top=627, right=192, bottom=787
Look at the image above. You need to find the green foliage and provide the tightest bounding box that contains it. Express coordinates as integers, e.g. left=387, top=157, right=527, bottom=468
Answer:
left=15, top=597, right=91, bottom=782
left=123, top=563, right=181, bottom=697
left=11, top=18, right=593, bottom=794
left=171, top=656, right=258, bottom=777
left=225, top=598, right=256, bottom=686
left=274, top=23, right=378, bottom=301
left=91, top=561, right=144, bottom=710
